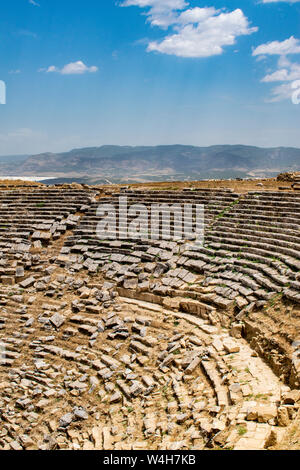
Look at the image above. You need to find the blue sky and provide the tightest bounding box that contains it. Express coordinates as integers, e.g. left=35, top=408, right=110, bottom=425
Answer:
left=0, top=0, right=300, bottom=155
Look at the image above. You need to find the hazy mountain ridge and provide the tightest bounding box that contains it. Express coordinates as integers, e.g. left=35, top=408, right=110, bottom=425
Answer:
left=0, top=145, right=299, bottom=182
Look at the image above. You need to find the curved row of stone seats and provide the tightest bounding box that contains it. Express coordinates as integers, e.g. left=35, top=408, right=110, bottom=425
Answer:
left=186, top=191, right=300, bottom=310
left=141, top=191, right=300, bottom=313
left=0, top=184, right=40, bottom=190
left=66, top=189, right=240, bottom=251
left=57, top=190, right=240, bottom=319
left=55, top=188, right=300, bottom=319
left=0, top=189, right=94, bottom=285
left=113, top=189, right=240, bottom=222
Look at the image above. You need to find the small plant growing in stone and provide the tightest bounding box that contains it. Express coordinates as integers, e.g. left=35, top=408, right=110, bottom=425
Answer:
left=237, top=426, right=247, bottom=436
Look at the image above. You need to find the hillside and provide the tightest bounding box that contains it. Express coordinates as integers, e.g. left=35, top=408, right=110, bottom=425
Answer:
left=1, top=145, right=300, bottom=182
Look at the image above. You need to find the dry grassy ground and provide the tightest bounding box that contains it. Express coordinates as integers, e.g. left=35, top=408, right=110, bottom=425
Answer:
left=94, top=177, right=291, bottom=194
left=0, top=176, right=292, bottom=193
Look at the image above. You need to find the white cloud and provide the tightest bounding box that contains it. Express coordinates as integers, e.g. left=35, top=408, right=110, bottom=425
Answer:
left=46, top=65, right=58, bottom=73
left=262, top=62, right=300, bottom=82
left=29, top=0, right=40, bottom=6
left=263, top=63, right=300, bottom=101
left=262, top=69, right=290, bottom=82
left=176, top=7, right=218, bottom=25
left=253, top=36, right=300, bottom=56
left=121, top=0, right=188, bottom=27
left=43, top=61, right=98, bottom=75
left=253, top=37, right=300, bottom=102
left=60, top=62, right=98, bottom=75
left=148, top=9, right=257, bottom=58
left=262, top=0, right=300, bottom=3
left=265, top=82, right=297, bottom=102
left=121, top=1, right=257, bottom=58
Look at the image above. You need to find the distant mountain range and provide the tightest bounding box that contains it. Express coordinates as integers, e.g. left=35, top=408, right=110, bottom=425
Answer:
left=1, top=145, right=300, bottom=183
left=0, top=154, right=29, bottom=164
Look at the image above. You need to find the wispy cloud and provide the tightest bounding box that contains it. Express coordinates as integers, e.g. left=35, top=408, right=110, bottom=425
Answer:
left=29, top=0, right=40, bottom=6
left=253, top=37, right=300, bottom=102
left=40, top=61, right=98, bottom=75
left=121, top=0, right=188, bottom=28
left=15, top=29, right=37, bottom=38
left=261, top=0, right=300, bottom=3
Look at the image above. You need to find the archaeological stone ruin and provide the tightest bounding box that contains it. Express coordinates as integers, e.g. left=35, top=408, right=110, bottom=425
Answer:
left=1, top=180, right=300, bottom=450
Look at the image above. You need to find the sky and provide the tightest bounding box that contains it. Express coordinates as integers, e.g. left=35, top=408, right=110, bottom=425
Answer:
left=0, top=0, right=300, bottom=155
